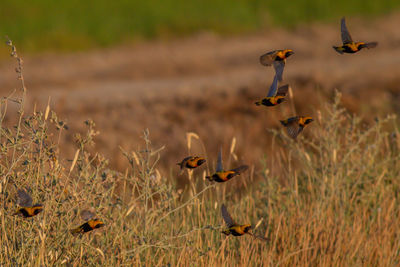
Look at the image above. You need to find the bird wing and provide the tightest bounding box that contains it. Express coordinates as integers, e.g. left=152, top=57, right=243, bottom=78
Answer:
left=80, top=210, right=95, bottom=221
left=181, top=156, right=192, bottom=163
left=341, top=17, right=353, bottom=44
left=178, top=156, right=191, bottom=169
left=360, top=42, right=378, bottom=49
left=285, top=118, right=303, bottom=139
left=266, top=74, right=279, bottom=97
left=273, top=61, right=285, bottom=81
left=17, top=189, right=33, bottom=207
left=230, top=165, right=249, bottom=175
left=276, top=84, right=289, bottom=96
left=259, top=50, right=276, bottom=66
left=221, top=204, right=235, bottom=227
left=216, top=148, right=223, bottom=172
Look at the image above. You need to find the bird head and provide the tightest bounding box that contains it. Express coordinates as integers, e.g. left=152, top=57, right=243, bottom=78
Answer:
left=242, top=224, right=252, bottom=233
left=196, top=157, right=206, bottom=166
left=284, top=49, right=294, bottom=57
left=276, top=96, right=285, bottom=104
left=89, top=219, right=105, bottom=229
left=304, top=117, right=314, bottom=125
left=32, top=204, right=44, bottom=215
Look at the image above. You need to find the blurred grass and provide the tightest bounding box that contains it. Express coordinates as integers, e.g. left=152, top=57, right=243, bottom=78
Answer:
left=1, top=0, right=400, bottom=54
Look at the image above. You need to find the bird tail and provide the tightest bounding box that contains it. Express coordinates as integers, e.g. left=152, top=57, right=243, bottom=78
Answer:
left=221, top=229, right=231, bottom=236
left=205, top=175, right=213, bottom=182
left=254, top=101, right=262, bottom=106
left=176, top=162, right=184, bottom=170
left=70, top=227, right=82, bottom=236
left=332, top=46, right=344, bottom=54
left=13, top=208, right=21, bottom=216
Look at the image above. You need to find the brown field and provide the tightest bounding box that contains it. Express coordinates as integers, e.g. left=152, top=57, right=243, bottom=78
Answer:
left=0, top=14, right=399, bottom=175
left=1, top=14, right=400, bottom=266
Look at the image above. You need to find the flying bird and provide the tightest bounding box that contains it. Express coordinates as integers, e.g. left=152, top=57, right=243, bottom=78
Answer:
left=333, top=17, right=377, bottom=54
left=221, top=204, right=252, bottom=237
left=14, top=189, right=43, bottom=218
left=206, top=149, right=248, bottom=183
left=177, top=156, right=206, bottom=170
left=255, top=74, right=289, bottom=107
left=70, top=210, right=105, bottom=235
left=259, top=49, right=294, bottom=81
left=280, top=116, right=314, bottom=139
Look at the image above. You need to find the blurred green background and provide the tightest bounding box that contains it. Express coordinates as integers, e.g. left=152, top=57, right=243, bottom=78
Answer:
left=1, top=0, right=399, bottom=54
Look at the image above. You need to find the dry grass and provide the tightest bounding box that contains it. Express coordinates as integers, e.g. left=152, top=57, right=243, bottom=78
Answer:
left=1, top=41, right=400, bottom=267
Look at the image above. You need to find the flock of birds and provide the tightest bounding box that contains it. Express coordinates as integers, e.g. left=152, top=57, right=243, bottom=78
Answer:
left=14, top=17, right=377, bottom=239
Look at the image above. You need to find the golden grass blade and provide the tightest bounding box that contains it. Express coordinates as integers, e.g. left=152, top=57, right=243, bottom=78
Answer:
left=131, top=151, right=140, bottom=166
left=69, top=149, right=80, bottom=174
left=288, top=85, right=296, bottom=115
left=126, top=205, right=135, bottom=217
left=96, top=248, right=105, bottom=259
left=202, top=170, right=206, bottom=181
left=150, top=145, right=165, bottom=156
left=186, top=132, right=200, bottom=151
left=254, top=218, right=263, bottom=230
left=230, top=137, right=237, bottom=161
left=230, top=137, right=236, bottom=155
left=44, top=97, right=51, bottom=121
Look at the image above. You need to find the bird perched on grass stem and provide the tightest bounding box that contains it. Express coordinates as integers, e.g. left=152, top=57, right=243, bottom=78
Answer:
left=280, top=116, right=313, bottom=139
left=177, top=156, right=206, bottom=170
left=255, top=73, right=289, bottom=107
left=14, top=189, right=43, bottom=218
left=259, top=49, right=294, bottom=81
left=70, top=210, right=105, bottom=235
left=333, top=17, right=377, bottom=54
left=206, top=149, right=248, bottom=182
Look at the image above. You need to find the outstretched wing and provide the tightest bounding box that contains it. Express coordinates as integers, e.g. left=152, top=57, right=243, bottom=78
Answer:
left=17, top=189, right=33, bottom=207
left=216, top=148, right=223, bottom=172
left=360, top=42, right=378, bottom=49
left=178, top=156, right=191, bottom=169
left=230, top=165, right=249, bottom=175
left=259, top=50, right=276, bottom=66
left=285, top=119, right=303, bottom=139
left=276, top=84, right=289, bottom=96
left=341, top=17, right=353, bottom=44
left=221, top=204, right=235, bottom=227
left=273, top=61, right=285, bottom=81
left=266, top=74, right=279, bottom=97
left=80, top=210, right=95, bottom=221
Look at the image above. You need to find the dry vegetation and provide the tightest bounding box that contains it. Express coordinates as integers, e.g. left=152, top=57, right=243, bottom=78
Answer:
left=1, top=39, right=400, bottom=266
